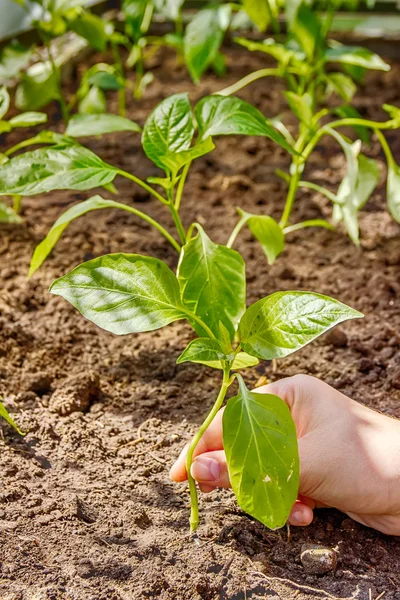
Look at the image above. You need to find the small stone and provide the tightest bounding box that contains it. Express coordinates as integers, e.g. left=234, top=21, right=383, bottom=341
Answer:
left=75, top=497, right=99, bottom=524
left=300, top=544, right=337, bottom=574
left=358, top=357, right=374, bottom=373
left=324, top=327, right=348, bottom=348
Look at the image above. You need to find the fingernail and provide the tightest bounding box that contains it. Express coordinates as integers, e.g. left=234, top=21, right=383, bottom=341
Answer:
left=191, top=457, right=221, bottom=482
left=292, top=510, right=305, bottom=525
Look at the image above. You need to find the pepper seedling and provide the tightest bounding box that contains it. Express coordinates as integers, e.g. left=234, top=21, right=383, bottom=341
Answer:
left=0, top=92, right=295, bottom=273
left=0, top=398, right=24, bottom=435
left=49, top=225, right=362, bottom=530
left=218, top=3, right=400, bottom=249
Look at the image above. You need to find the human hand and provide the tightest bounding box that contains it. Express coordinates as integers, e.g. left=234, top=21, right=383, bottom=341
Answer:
left=170, top=374, right=400, bottom=535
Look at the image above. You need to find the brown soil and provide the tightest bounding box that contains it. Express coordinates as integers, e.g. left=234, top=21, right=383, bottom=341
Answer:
left=1, top=45, right=400, bottom=600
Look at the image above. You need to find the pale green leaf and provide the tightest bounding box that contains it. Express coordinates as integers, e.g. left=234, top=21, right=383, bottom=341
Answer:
left=161, top=137, right=215, bottom=174
left=325, top=42, right=390, bottom=72
left=242, top=0, right=270, bottom=32
left=66, top=113, right=141, bottom=137
left=177, top=225, right=246, bottom=339
left=387, top=161, right=400, bottom=223
left=195, top=95, right=294, bottom=153
left=223, top=375, right=299, bottom=529
left=326, top=72, right=357, bottom=103
left=15, top=62, right=60, bottom=111
left=239, top=291, right=363, bottom=360
left=0, top=200, right=22, bottom=224
left=238, top=209, right=284, bottom=265
left=0, top=87, right=10, bottom=120
left=67, top=10, right=109, bottom=51
left=177, top=338, right=230, bottom=365
left=50, top=253, right=187, bottom=335
left=142, top=93, right=194, bottom=171
left=9, top=112, right=47, bottom=128
left=0, top=145, right=118, bottom=196
left=79, top=86, right=107, bottom=114
left=184, top=5, right=231, bottom=83
left=291, top=4, right=321, bottom=61
left=0, top=41, right=33, bottom=83
left=0, top=398, right=24, bottom=434
left=284, top=91, right=313, bottom=126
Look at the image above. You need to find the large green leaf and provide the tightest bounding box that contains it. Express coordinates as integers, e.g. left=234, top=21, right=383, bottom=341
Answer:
left=50, top=254, right=187, bottom=335
left=195, top=95, right=294, bottom=153
left=0, top=397, right=24, bottom=434
left=15, top=62, right=60, bottom=111
left=177, top=226, right=246, bottom=339
left=325, top=42, right=390, bottom=72
left=0, top=87, right=10, bottom=119
left=223, top=375, right=299, bottom=530
left=0, top=145, right=118, bottom=196
left=66, top=113, right=141, bottom=137
left=0, top=200, right=22, bottom=224
left=238, top=209, right=284, bottom=265
left=239, top=291, right=363, bottom=360
left=242, top=0, right=270, bottom=32
left=387, top=161, right=400, bottom=223
left=9, top=112, right=47, bottom=128
left=29, top=196, right=140, bottom=277
left=184, top=5, right=231, bottom=84
left=142, top=93, right=195, bottom=171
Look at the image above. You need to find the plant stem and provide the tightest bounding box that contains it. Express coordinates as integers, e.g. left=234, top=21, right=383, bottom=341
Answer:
left=111, top=43, right=126, bottom=117
left=45, top=37, right=69, bottom=125
left=298, top=180, right=339, bottom=204
left=186, top=367, right=232, bottom=531
left=215, top=68, right=280, bottom=97
left=117, top=169, right=169, bottom=205
left=374, top=129, right=395, bottom=168
left=226, top=213, right=248, bottom=248
left=329, top=117, right=394, bottom=131
left=283, top=219, right=335, bottom=234
left=174, top=161, right=191, bottom=210
left=279, top=161, right=302, bottom=229
left=113, top=200, right=181, bottom=252
left=169, top=201, right=187, bottom=245
left=12, top=195, right=22, bottom=214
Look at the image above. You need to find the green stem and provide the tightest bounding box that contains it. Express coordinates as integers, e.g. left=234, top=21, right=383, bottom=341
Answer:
left=374, top=129, right=395, bottom=168
left=169, top=201, right=186, bottom=245
left=279, top=161, right=302, bottom=229
left=329, top=117, right=394, bottom=132
left=117, top=169, right=169, bottom=205
left=111, top=43, right=126, bottom=117
left=298, top=180, right=339, bottom=204
left=186, top=367, right=232, bottom=531
left=113, top=200, right=181, bottom=252
left=215, top=68, right=281, bottom=97
left=45, top=37, right=69, bottom=125
left=5, top=135, right=54, bottom=157
left=283, top=219, right=335, bottom=234
left=174, top=162, right=191, bottom=210
left=226, top=213, right=248, bottom=248
left=12, top=195, right=22, bottom=214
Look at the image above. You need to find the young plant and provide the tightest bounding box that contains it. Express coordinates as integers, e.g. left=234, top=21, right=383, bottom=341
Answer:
left=218, top=2, right=400, bottom=250
left=0, top=398, right=23, bottom=435
left=48, top=225, right=362, bottom=530
left=0, top=93, right=294, bottom=273
left=0, top=86, right=47, bottom=223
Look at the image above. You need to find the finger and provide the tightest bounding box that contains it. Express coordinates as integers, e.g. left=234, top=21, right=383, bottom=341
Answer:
left=170, top=409, right=225, bottom=482
left=199, top=483, right=215, bottom=493
left=289, top=501, right=314, bottom=526
left=191, top=450, right=230, bottom=488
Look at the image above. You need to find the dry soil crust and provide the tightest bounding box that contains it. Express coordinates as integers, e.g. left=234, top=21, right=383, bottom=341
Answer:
left=0, top=47, right=400, bottom=600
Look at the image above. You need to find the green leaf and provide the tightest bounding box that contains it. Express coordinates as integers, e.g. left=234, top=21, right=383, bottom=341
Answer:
left=177, top=225, right=246, bottom=340
left=235, top=37, right=304, bottom=70
left=223, top=375, right=299, bottom=530
left=184, top=5, right=231, bottom=84
left=353, top=154, right=380, bottom=210
left=0, top=87, right=10, bottom=120
left=177, top=338, right=230, bottom=365
left=238, top=209, right=284, bottom=265
left=9, top=112, right=47, bottom=128
left=67, top=10, right=109, bottom=51
left=383, top=104, right=400, bottom=126
left=29, top=195, right=135, bottom=277
left=291, top=4, right=322, bottom=61
left=195, top=95, right=294, bottom=154
left=87, top=70, right=123, bottom=91
left=161, top=137, right=215, bottom=174
left=50, top=253, right=187, bottom=335
left=142, top=93, right=195, bottom=171
left=325, top=42, right=390, bottom=72
left=15, top=62, right=60, bottom=111
left=242, top=0, right=270, bottom=32
left=154, top=0, right=185, bottom=21
left=387, top=161, right=400, bottom=223
left=0, top=398, right=24, bottom=434
left=79, top=86, right=107, bottom=114
left=0, top=41, right=33, bottom=83
left=239, top=291, right=363, bottom=360
left=194, top=352, right=259, bottom=370
left=0, top=200, right=22, bottom=224
left=66, top=113, right=141, bottom=137
left=284, top=91, right=313, bottom=126
left=0, top=145, right=118, bottom=196
left=122, top=0, right=148, bottom=42
left=326, top=72, right=357, bottom=103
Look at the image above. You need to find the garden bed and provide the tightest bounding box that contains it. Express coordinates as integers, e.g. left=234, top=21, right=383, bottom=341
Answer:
left=0, top=46, right=400, bottom=600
